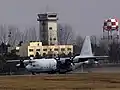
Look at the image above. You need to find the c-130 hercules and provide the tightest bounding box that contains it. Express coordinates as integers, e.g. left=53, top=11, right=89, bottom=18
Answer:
left=7, top=36, right=108, bottom=74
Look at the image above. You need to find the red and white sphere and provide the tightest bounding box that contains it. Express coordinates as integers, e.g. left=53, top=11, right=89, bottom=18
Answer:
left=103, top=18, right=119, bottom=31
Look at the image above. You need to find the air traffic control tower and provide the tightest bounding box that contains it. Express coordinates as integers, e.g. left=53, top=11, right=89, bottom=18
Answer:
left=37, top=12, right=58, bottom=45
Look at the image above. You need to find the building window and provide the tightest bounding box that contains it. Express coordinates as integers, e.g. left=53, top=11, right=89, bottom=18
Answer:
left=53, top=38, right=56, bottom=40
left=36, top=49, right=40, bottom=51
left=30, top=55, right=34, bottom=57
left=50, top=38, right=52, bottom=40
left=61, top=48, right=65, bottom=51
left=67, top=48, right=71, bottom=51
left=43, top=49, right=47, bottom=51
left=48, top=15, right=56, bottom=17
left=54, top=48, right=58, bottom=51
left=43, top=53, right=46, bottom=57
left=50, top=49, right=52, bottom=51
left=29, top=49, right=33, bottom=52
left=49, top=27, right=52, bottom=30
left=38, top=44, right=39, bottom=46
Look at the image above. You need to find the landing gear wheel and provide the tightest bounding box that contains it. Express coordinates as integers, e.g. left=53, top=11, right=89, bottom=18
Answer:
left=48, top=70, right=56, bottom=74
left=31, top=72, right=35, bottom=75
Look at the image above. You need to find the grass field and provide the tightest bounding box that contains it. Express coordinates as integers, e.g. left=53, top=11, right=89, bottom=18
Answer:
left=0, top=73, right=120, bottom=90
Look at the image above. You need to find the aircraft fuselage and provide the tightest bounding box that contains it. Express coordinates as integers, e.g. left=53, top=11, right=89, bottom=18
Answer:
left=25, top=58, right=73, bottom=74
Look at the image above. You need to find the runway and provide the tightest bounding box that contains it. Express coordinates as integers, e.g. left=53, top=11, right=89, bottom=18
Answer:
left=69, top=63, right=120, bottom=73
left=2, top=63, right=120, bottom=76
left=1, top=64, right=120, bottom=90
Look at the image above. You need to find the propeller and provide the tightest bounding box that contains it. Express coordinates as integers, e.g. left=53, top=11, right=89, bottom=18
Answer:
left=28, top=60, right=33, bottom=65
left=16, top=57, right=34, bottom=69
left=16, top=59, right=25, bottom=69
left=70, top=56, right=75, bottom=65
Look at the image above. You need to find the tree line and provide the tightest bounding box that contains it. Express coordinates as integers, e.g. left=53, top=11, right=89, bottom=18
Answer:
left=0, top=25, right=38, bottom=46
left=0, top=23, right=119, bottom=74
left=0, top=24, right=119, bottom=63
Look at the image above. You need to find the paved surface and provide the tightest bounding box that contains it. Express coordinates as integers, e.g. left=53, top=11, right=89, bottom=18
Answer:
left=2, top=63, right=120, bottom=76
left=69, top=63, right=120, bottom=73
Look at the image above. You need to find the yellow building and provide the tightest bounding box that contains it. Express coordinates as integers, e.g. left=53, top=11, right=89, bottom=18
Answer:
left=8, top=41, right=73, bottom=57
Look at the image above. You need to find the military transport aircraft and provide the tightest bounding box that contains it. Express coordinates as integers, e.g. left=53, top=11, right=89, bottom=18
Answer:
left=7, top=36, right=108, bottom=74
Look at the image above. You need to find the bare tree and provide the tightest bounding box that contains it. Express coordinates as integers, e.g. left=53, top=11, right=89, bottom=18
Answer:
left=0, top=25, right=8, bottom=44
left=22, top=29, right=28, bottom=43
left=8, top=25, right=23, bottom=46
left=75, top=35, right=83, bottom=46
left=58, top=23, right=74, bottom=44
left=23, top=27, right=37, bottom=43
left=30, top=27, right=37, bottom=41
left=73, top=35, right=83, bottom=55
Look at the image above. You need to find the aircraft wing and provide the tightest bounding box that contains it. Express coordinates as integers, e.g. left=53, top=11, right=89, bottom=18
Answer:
left=6, top=59, right=36, bottom=63
left=93, top=56, right=109, bottom=59
left=74, top=55, right=108, bottom=59
left=6, top=60, right=21, bottom=62
left=73, top=55, right=109, bottom=63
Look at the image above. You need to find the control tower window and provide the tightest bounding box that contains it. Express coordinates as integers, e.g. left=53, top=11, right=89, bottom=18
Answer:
left=48, top=15, right=56, bottom=17
left=53, top=38, right=56, bottom=40
left=49, top=27, right=52, bottom=30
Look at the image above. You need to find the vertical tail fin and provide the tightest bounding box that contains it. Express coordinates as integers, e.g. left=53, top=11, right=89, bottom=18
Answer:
left=80, top=36, right=93, bottom=56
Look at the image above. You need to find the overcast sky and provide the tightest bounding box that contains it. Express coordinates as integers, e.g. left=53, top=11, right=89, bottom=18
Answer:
left=0, top=0, right=120, bottom=37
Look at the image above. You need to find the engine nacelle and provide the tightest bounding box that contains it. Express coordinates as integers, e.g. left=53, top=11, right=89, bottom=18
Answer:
left=56, top=58, right=73, bottom=73
left=16, top=60, right=25, bottom=69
